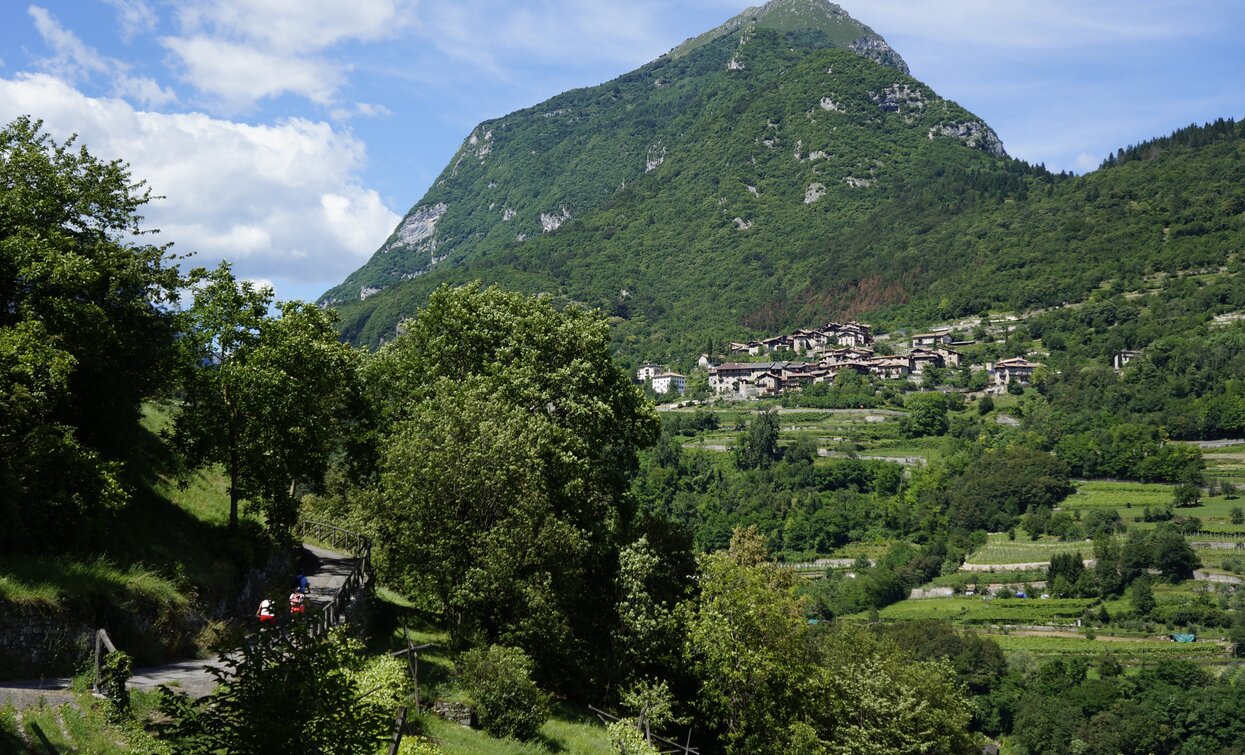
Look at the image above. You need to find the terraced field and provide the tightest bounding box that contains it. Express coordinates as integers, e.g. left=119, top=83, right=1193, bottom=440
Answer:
left=870, top=596, right=1094, bottom=624
left=964, top=534, right=1093, bottom=567
left=988, top=634, right=1228, bottom=661
left=1061, top=480, right=1174, bottom=510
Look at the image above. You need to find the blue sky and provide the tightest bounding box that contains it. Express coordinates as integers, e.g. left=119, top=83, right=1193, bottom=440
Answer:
left=1, top=0, right=1242, bottom=303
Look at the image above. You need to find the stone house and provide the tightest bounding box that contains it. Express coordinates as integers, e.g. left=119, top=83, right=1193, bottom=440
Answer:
left=635, top=363, right=662, bottom=383
left=911, top=332, right=952, bottom=348
left=907, top=348, right=942, bottom=373
left=869, top=357, right=911, bottom=379
left=989, top=357, right=1041, bottom=387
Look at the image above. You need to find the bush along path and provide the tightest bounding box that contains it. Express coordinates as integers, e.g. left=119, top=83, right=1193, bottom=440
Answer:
left=0, top=521, right=369, bottom=707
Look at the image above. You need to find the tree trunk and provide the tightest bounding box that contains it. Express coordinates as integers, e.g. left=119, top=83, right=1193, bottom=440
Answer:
left=228, top=401, right=240, bottom=532
left=229, top=443, right=240, bottom=532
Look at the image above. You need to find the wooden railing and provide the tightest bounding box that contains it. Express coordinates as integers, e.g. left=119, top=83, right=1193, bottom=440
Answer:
left=92, top=628, right=119, bottom=696
left=257, top=519, right=375, bottom=641
left=294, top=519, right=412, bottom=749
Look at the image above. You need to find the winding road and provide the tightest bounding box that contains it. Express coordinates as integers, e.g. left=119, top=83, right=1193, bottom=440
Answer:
left=0, top=542, right=356, bottom=708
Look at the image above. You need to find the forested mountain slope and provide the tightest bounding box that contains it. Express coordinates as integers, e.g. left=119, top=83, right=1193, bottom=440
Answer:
left=324, top=0, right=1245, bottom=364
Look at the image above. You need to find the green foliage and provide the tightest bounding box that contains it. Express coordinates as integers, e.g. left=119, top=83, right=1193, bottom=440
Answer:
left=1047, top=552, right=1085, bottom=595
left=813, top=627, right=977, bottom=755
left=460, top=645, right=551, bottom=741
left=607, top=720, right=660, bottom=755
left=614, top=537, right=688, bottom=685
left=619, top=678, right=678, bottom=742
left=1149, top=526, right=1201, bottom=582
left=174, top=263, right=358, bottom=538
left=157, top=626, right=392, bottom=754
left=944, top=447, right=1073, bottom=533
left=1129, top=577, right=1156, bottom=619
left=684, top=528, right=974, bottom=753
left=1173, top=482, right=1201, bottom=507
left=734, top=411, right=781, bottom=469
left=100, top=649, right=133, bottom=722
left=684, top=527, right=812, bottom=752
left=0, top=116, right=183, bottom=552
left=900, top=392, right=949, bottom=438
left=358, top=283, right=658, bottom=688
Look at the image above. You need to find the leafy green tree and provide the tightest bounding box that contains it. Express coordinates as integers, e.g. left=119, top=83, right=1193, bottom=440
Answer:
left=784, top=435, right=819, bottom=465
left=900, top=392, right=949, bottom=438
left=361, top=284, right=657, bottom=686
left=977, top=395, right=995, bottom=415
left=1172, top=482, right=1201, bottom=507
left=460, top=645, right=551, bottom=741
left=614, top=536, right=688, bottom=684
left=946, top=448, right=1072, bottom=533
left=1047, top=552, right=1084, bottom=592
left=607, top=721, right=662, bottom=755
left=1232, top=506, right=1245, bottom=525
left=620, top=678, right=679, bottom=748
left=684, top=527, right=813, bottom=753
left=175, top=263, right=357, bottom=537
left=1129, top=577, right=1156, bottom=619
left=813, top=627, right=976, bottom=755
left=157, top=626, right=392, bottom=754
left=1150, top=526, right=1200, bottom=582
left=1230, top=613, right=1245, bottom=658
left=734, top=411, right=781, bottom=470
left=0, top=117, right=183, bottom=550
left=1093, top=537, right=1124, bottom=598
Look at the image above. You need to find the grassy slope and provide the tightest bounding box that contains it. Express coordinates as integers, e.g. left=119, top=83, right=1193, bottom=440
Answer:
left=0, top=402, right=270, bottom=672
left=0, top=688, right=171, bottom=754
left=368, top=590, right=615, bottom=755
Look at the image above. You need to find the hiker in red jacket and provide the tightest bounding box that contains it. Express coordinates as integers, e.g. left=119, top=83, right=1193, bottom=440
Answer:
left=289, top=588, right=306, bottom=617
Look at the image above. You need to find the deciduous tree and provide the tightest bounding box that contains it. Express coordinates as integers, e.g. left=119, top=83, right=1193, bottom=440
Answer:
left=175, top=263, right=357, bottom=537
left=0, top=116, right=182, bottom=550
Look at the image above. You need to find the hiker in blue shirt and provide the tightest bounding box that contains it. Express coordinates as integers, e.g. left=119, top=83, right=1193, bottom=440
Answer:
left=295, top=570, right=310, bottom=595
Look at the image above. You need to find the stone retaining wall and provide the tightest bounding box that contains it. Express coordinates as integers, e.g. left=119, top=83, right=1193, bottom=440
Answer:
left=0, top=606, right=91, bottom=678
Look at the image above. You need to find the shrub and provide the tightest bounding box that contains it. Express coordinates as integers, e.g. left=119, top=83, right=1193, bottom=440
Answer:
left=607, top=720, right=661, bottom=755
left=460, top=645, right=550, bottom=741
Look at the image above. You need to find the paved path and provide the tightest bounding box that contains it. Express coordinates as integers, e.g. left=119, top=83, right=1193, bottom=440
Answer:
left=0, top=542, right=355, bottom=707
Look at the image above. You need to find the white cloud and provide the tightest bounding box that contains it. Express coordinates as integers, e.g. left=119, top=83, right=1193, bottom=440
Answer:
left=174, top=0, right=408, bottom=52
left=161, top=36, right=341, bottom=107
left=0, top=73, right=400, bottom=289
left=102, top=0, right=158, bottom=41
left=28, top=5, right=112, bottom=82
left=112, top=74, right=177, bottom=108
left=28, top=5, right=176, bottom=108
left=329, top=102, right=393, bottom=121
left=162, top=0, right=412, bottom=109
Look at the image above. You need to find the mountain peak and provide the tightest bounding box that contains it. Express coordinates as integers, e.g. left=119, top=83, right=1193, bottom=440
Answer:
left=669, top=0, right=908, bottom=73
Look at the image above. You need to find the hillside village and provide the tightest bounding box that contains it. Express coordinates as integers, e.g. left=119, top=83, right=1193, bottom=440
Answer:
left=637, top=318, right=1044, bottom=399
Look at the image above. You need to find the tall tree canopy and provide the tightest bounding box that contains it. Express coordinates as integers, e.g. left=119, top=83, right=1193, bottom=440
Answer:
left=0, top=116, right=182, bottom=550
left=358, top=283, right=659, bottom=689
left=175, top=263, right=358, bottom=538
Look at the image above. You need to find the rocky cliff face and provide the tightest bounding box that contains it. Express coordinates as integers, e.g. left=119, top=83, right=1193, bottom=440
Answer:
left=318, top=0, right=956, bottom=310
left=322, top=0, right=1015, bottom=353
